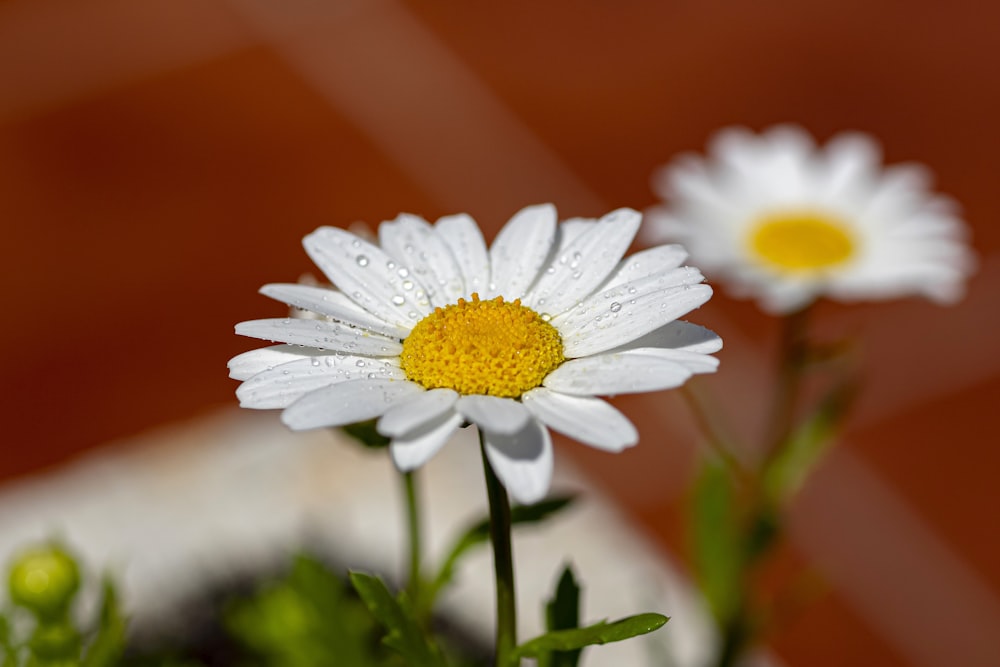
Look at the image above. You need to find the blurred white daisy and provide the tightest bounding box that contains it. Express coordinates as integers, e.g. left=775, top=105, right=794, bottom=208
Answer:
left=229, top=204, right=720, bottom=503
left=644, top=125, right=975, bottom=314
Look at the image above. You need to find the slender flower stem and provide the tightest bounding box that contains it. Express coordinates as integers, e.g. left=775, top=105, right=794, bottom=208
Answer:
left=479, top=431, right=518, bottom=667
left=761, top=306, right=812, bottom=466
left=680, top=381, right=750, bottom=483
left=402, top=470, right=422, bottom=603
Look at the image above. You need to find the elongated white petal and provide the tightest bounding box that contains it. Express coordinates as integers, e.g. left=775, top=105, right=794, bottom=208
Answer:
left=455, top=395, right=531, bottom=436
left=390, top=411, right=463, bottom=471
left=303, top=226, right=431, bottom=327
left=281, top=379, right=424, bottom=431
left=484, top=419, right=553, bottom=505
left=259, top=284, right=409, bottom=338
left=603, top=320, right=723, bottom=355
left=379, top=213, right=465, bottom=306
left=435, top=213, right=490, bottom=297
left=522, top=389, right=637, bottom=452
left=600, top=244, right=690, bottom=291
left=617, top=348, right=719, bottom=374
left=237, top=355, right=405, bottom=409
left=543, top=352, right=698, bottom=396
left=526, top=208, right=642, bottom=316
left=377, top=388, right=459, bottom=437
left=228, top=345, right=324, bottom=381
left=489, top=204, right=556, bottom=299
left=235, top=318, right=402, bottom=356
left=555, top=270, right=713, bottom=358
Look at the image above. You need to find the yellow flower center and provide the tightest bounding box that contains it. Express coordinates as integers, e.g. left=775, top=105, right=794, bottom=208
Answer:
left=749, top=212, right=855, bottom=273
left=400, top=293, right=564, bottom=399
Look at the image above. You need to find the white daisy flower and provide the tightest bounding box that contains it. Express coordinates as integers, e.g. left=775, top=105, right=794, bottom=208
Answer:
left=229, top=204, right=720, bottom=504
left=644, top=125, right=975, bottom=314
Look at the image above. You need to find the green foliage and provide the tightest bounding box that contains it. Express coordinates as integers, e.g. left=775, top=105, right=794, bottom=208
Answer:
left=425, top=495, right=575, bottom=610
left=763, top=374, right=858, bottom=502
left=81, top=580, right=127, bottom=667
left=538, top=565, right=581, bottom=667
left=225, top=554, right=391, bottom=667
left=341, top=420, right=391, bottom=449
left=515, top=613, right=668, bottom=659
left=1, top=542, right=126, bottom=667
left=690, top=460, right=743, bottom=626
left=348, top=572, right=446, bottom=667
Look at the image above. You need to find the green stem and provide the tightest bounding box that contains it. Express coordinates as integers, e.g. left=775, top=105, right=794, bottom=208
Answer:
left=402, top=470, right=422, bottom=603
left=712, top=307, right=814, bottom=667
left=479, top=431, right=518, bottom=667
left=761, top=306, right=812, bottom=467
left=681, top=381, right=750, bottom=483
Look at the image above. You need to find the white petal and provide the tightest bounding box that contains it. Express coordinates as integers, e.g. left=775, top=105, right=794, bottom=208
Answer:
left=522, top=389, right=637, bottom=452
left=379, top=213, right=465, bottom=306
left=259, top=284, right=409, bottom=338
left=488, top=203, right=557, bottom=299
left=600, top=244, right=690, bottom=291
left=455, top=395, right=531, bottom=436
left=281, top=379, right=424, bottom=431
left=377, top=388, right=459, bottom=437
left=603, top=320, right=723, bottom=355
left=228, top=345, right=324, bottom=381
left=554, top=270, right=713, bottom=358
left=543, top=352, right=698, bottom=396
left=236, top=318, right=402, bottom=356
left=617, top=348, right=719, bottom=374
left=435, top=213, right=490, bottom=297
left=303, top=226, right=431, bottom=327
left=526, top=208, right=642, bottom=316
left=390, top=411, right=463, bottom=471
left=237, top=355, right=405, bottom=409
left=484, top=419, right=553, bottom=505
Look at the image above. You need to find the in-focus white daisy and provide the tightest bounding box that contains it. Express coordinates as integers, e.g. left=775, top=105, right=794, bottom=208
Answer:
left=229, top=205, right=720, bottom=504
left=644, top=125, right=975, bottom=314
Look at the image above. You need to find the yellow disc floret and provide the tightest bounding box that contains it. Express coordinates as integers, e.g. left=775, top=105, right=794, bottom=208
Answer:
left=400, top=294, right=564, bottom=398
left=749, top=212, right=856, bottom=273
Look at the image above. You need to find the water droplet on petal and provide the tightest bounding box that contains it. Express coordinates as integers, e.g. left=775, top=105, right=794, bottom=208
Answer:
left=356, top=359, right=366, bottom=367
left=402, top=280, right=414, bottom=291
left=610, top=302, right=622, bottom=312
left=356, top=255, right=369, bottom=267
left=392, top=295, right=406, bottom=306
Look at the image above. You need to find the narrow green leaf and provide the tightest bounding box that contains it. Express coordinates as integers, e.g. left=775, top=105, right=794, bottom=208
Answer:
left=763, top=375, right=858, bottom=501
left=348, top=571, right=444, bottom=667
left=424, top=495, right=575, bottom=609
left=689, top=458, right=742, bottom=625
left=516, top=613, right=668, bottom=658
left=541, top=565, right=582, bottom=667
left=81, top=578, right=127, bottom=667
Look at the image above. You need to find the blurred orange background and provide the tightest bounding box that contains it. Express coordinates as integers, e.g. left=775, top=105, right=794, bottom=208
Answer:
left=2, top=1, right=999, bottom=665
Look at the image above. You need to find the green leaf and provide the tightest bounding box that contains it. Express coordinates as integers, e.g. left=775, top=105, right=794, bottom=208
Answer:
left=689, top=459, right=741, bottom=625
left=515, top=613, right=668, bottom=658
left=341, top=420, right=391, bottom=449
left=349, top=571, right=445, bottom=667
left=225, top=554, right=382, bottom=667
left=539, top=565, right=582, bottom=667
left=424, top=495, right=575, bottom=609
left=81, top=577, right=127, bottom=667
left=763, top=375, right=858, bottom=501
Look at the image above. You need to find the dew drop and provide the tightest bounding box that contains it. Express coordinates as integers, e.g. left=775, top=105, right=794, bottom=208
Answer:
left=398, top=267, right=410, bottom=278
left=391, top=295, right=406, bottom=306
left=311, top=358, right=321, bottom=367
left=628, top=286, right=637, bottom=294
left=386, top=260, right=396, bottom=270
left=356, top=359, right=366, bottom=367
left=351, top=239, right=362, bottom=248
left=356, top=255, right=369, bottom=267
left=571, top=271, right=582, bottom=279
left=610, top=302, right=622, bottom=313
left=540, top=313, right=552, bottom=322
left=402, top=280, right=414, bottom=291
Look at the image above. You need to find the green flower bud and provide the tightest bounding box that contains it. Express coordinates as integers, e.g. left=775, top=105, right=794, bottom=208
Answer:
left=8, top=544, right=81, bottom=620
left=28, top=621, right=81, bottom=662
